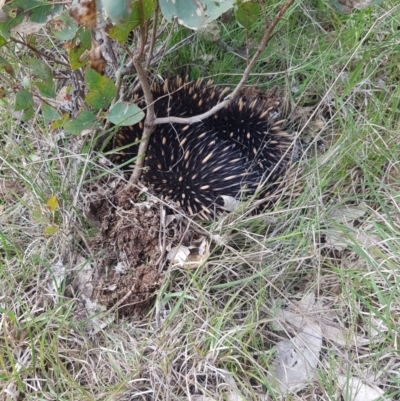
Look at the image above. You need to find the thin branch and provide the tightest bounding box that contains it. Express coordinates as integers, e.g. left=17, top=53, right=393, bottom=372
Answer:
left=145, top=4, right=159, bottom=70
left=153, top=0, right=295, bottom=126
left=10, top=38, right=70, bottom=67
left=127, top=0, right=295, bottom=185
left=129, top=0, right=155, bottom=185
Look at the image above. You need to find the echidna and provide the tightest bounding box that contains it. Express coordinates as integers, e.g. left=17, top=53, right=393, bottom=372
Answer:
left=111, top=77, right=294, bottom=219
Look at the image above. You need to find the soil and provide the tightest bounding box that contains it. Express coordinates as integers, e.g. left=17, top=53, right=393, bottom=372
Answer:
left=82, top=85, right=286, bottom=318
left=89, top=184, right=164, bottom=317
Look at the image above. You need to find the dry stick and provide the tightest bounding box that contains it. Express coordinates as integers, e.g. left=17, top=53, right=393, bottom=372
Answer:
left=145, top=4, right=159, bottom=71
left=11, top=38, right=70, bottom=67
left=129, top=0, right=295, bottom=184
left=101, top=283, right=136, bottom=318
left=154, top=0, right=295, bottom=126
left=129, top=0, right=156, bottom=185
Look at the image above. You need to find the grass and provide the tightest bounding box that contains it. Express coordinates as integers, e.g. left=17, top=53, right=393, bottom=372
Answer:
left=1, top=0, right=400, bottom=400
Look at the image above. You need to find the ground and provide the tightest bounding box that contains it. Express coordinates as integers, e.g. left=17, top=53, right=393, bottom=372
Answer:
left=1, top=1, right=400, bottom=400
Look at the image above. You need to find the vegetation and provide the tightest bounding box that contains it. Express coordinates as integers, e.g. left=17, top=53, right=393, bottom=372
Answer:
left=0, top=0, right=399, bottom=400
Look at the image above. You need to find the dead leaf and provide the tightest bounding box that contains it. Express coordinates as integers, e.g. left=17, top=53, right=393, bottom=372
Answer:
left=222, top=371, right=244, bottom=401
left=81, top=296, right=115, bottom=334
left=56, top=86, right=71, bottom=102
left=337, top=375, right=388, bottom=401
left=69, top=0, right=97, bottom=28
left=46, top=260, right=66, bottom=297
left=0, top=179, right=22, bottom=200
left=269, top=322, right=322, bottom=393
left=167, top=245, right=191, bottom=266
left=221, top=195, right=241, bottom=212
left=167, top=237, right=210, bottom=267
left=329, top=202, right=368, bottom=224
left=11, top=19, right=47, bottom=35
left=325, top=228, right=381, bottom=251
left=89, top=40, right=106, bottom=74
left=320, top=318, right=348, bottom=346
left=4, top=382, right=19, bottom=401
left=331, top=0, right=384, bottom=13
left=272, top=292, right=316, bottom=331
left=272, top=292, right=361, bottom=347
left=71, top=259, right=94, bottom=299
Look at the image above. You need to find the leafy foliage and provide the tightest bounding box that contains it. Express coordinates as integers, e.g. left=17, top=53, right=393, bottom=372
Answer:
left=159, top=0, right=234, bottom=30
left=107, top=102, right=145, bottom=126
left=108, top=0, right=157, bottom=43
left=84, top=68, right=116, bottom=109
left=0, top=0, right=385, bottom=135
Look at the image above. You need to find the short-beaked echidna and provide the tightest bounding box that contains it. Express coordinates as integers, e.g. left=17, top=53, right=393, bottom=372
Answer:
left=111, top=77, right=294, bottom=219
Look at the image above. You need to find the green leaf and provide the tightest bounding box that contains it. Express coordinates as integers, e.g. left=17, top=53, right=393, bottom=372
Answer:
left=159, top=0, right=234, bottom=30
left=15, top=89, right=33, bottom=111
left=0, top=1, right=62, bottom=38
left=46, top=195, right=58, bottom=212
left=235, top=1, right=261, bottom=29
left=42, top=103, right=61, bottom=121
left=65, top=110, right=97, bottom=135
left=52, top=15, right=78, bottom=40
left=44, top=224, right=59, bottom=237
left=0, top=13, right=24, bottom=39
left=52, top=113, right=69, bottom=130
left=85, top=68, right=116, bottom=109
left=69, top=27, right=91, bottom=70
left=32, top=5, right=62, bottom=23
left=34, top=81, right=56, bottom=98
left=25, top=58, right=52, bottom=80
left=0, top=35, right=7, bottom=47
left=107, top=101, right=145, bottom=126
left=109, top=0, right=156, bottom=43
left=25, top=58, right=55, bottom=98
left=15, top=89, right=35, bottom=121
left=100, top=0, right=132, bottom=24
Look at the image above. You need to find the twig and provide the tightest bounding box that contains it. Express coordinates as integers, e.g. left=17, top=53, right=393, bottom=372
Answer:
left=153, top=0, right=295, bottom=126
left=129, top=63, right=155, bottom=185
left=11, top=38, right=70, bottom=67
left=129, top=0, right=155, bottom=185
left=101, top=282, right=136, bottom=317
left=127, top=0, right=295, bottom=184
left=145, top=4, right=159, bottom=70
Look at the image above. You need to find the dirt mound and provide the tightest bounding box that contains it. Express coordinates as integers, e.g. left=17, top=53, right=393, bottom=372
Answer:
left=89, top=184, right=164, bottom=316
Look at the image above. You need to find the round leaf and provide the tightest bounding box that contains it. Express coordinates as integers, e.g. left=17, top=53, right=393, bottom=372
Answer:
left=107, top=101, right=145, bottom=126
left=159, top=0, right=234, bottom=30
left=235, top=1, right=261, bottom=29
left=101, top=0, right=131, bottom=24
left=65, top=110, right=97, bottom=135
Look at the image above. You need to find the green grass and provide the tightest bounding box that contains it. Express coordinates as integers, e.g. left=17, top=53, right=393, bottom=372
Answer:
left=1, top=0, right=400, bottom=399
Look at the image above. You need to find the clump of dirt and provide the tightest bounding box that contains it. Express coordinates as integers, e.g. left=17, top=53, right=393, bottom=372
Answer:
left=94, top=265, right=163, bottom=317
left=88, top=183, right=164, bottom=316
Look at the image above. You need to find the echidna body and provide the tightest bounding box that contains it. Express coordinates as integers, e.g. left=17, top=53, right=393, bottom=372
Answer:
left=112, top=77, right=293, bottom=219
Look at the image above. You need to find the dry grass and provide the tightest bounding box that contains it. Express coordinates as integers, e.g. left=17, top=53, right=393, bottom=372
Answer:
left=1, top=1, right=400, bottom=400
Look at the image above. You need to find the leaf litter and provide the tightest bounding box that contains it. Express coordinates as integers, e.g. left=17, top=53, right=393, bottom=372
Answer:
left=72, top=182, right=211, bottom=324
left=268, top=292, right=391, bottom=398
left=324, top=202, right=382, bottom=252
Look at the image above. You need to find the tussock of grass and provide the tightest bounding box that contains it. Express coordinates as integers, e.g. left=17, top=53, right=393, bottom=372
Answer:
left=1, top=1, right=400, bottom=400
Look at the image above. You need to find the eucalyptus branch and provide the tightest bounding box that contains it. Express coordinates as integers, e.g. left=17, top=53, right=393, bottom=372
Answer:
left=145, top=4, right=159, bottom=70
left=126, top=0, right=295, bottom=185
left=153, top=0, right=295, bottom=126
left=129, top=0, right=155, bottom=185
